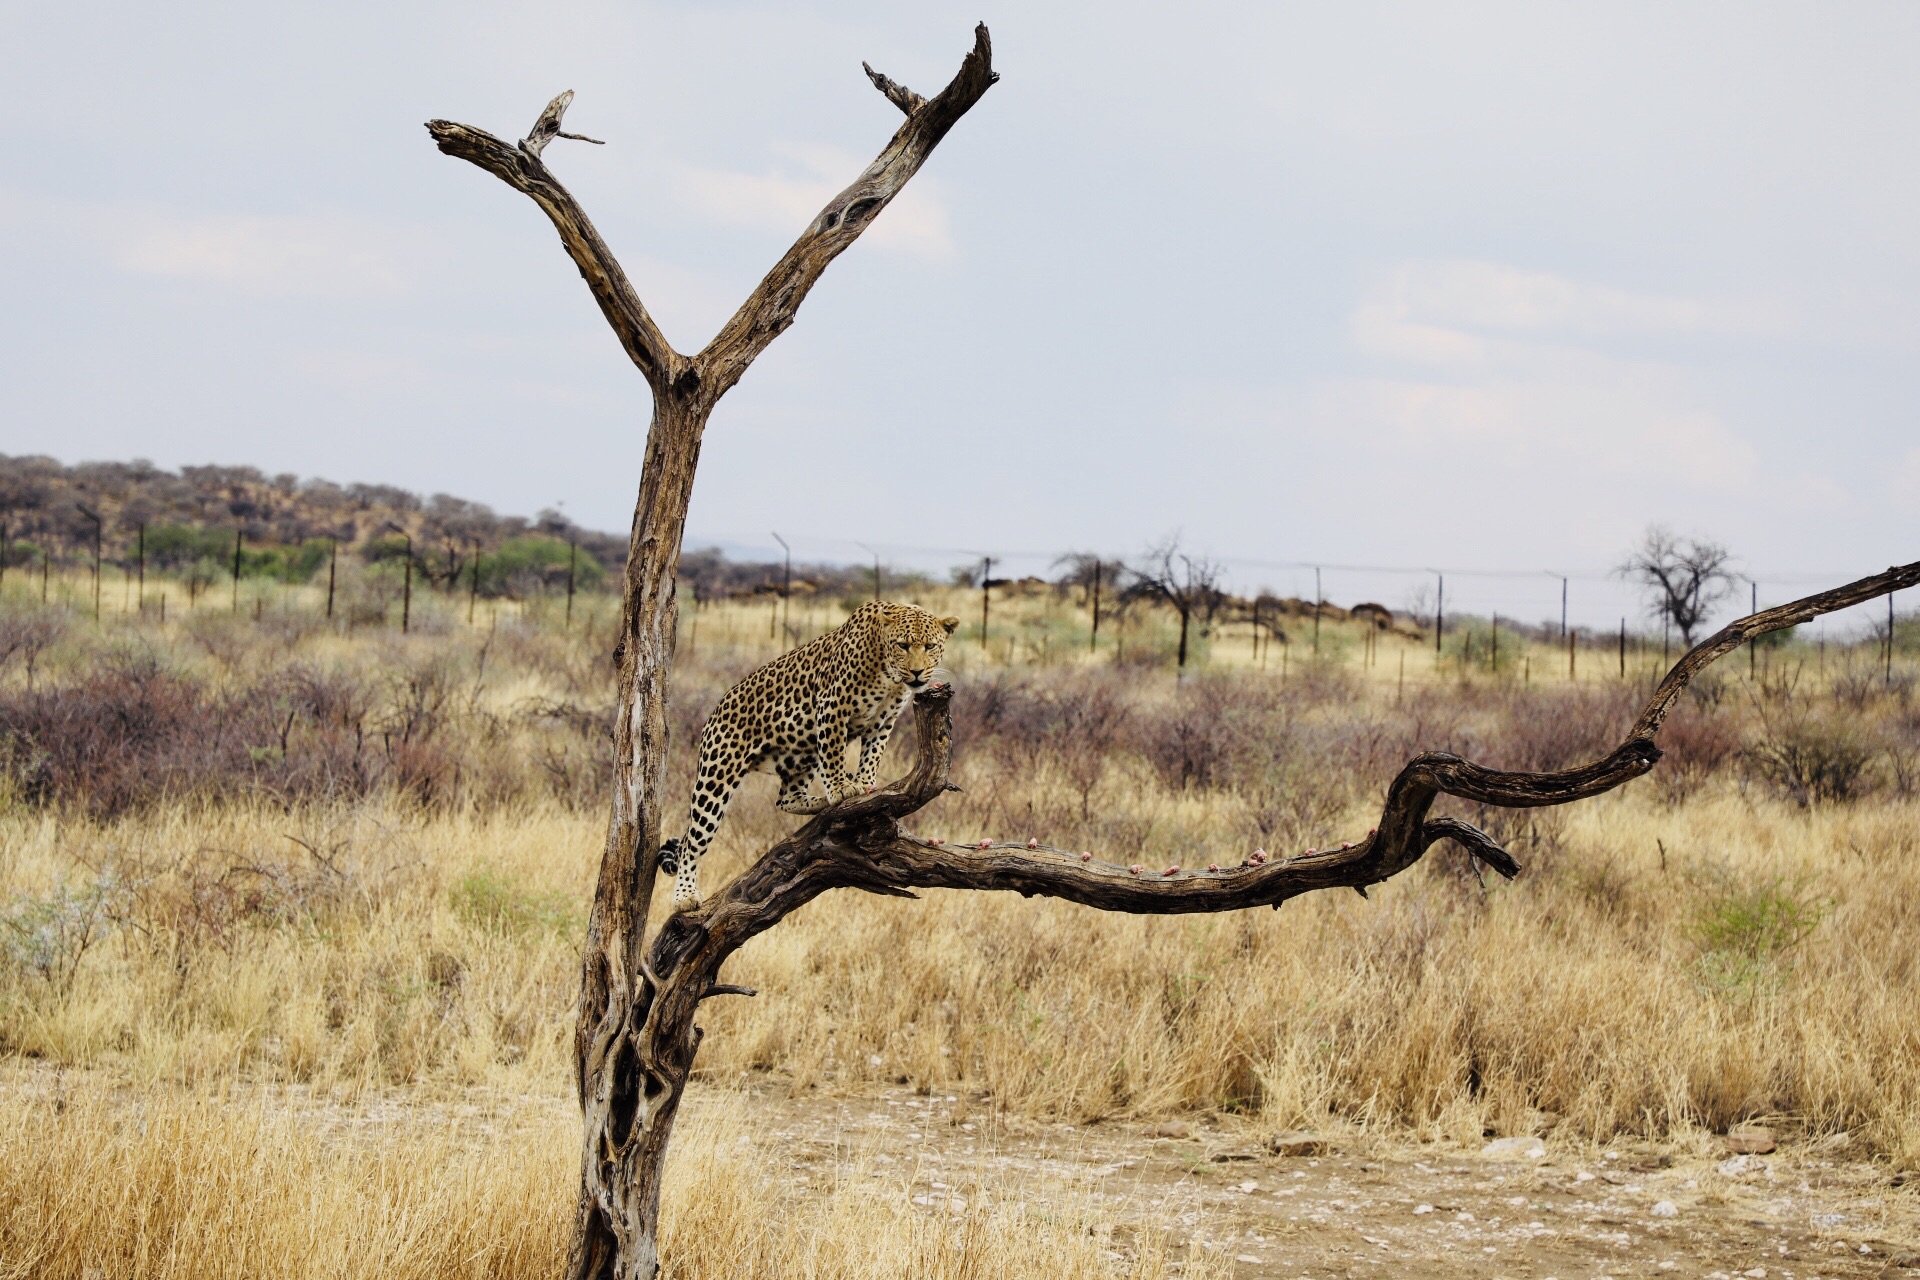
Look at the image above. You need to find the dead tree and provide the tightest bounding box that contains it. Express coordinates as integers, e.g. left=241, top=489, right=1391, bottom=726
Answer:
left=430, top=28, right=999, bottom=1280
left=1619, top=524, right=1737, bottom=645
left=430, top=28, right=1920, bottom=1279
left=1124, top=535, right=1227, bottom=669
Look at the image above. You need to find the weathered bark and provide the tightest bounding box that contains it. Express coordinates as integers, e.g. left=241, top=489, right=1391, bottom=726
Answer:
left=428, top=27, right=996, bottom=1280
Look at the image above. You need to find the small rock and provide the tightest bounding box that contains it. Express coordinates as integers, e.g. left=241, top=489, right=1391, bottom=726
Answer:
left=1266, top=1131, right=1332, bottom=1157
left=1236, top=1180, right=1259, bottom=1193
left=1413, top=1203, right=1434, bottom=1215
left=1209, top=1150, right=1258, bottom=1162
left=1153, top=1121, right=1191, bottom=1140
left=1482, top=1136, right=1547, bottom=1160
left=1235, top=1257, right=1261, bottom=1265
left=1725, top=1124, right=1776, bottom=1154
left=1651, top=1200, right=1679, bottom=1217
left=1716, top=1154, right=1769, bottom=1178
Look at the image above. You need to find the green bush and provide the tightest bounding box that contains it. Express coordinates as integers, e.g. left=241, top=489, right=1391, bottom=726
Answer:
left=482, top=536, right=604, bottom=596
left=449, top=866, right=581, bottom=937
left=1688, top=874, right=1827, bottom=993
left=143, top=525, right=329, bottom=583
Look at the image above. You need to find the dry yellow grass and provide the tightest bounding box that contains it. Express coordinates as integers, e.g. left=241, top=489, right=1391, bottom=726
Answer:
left=0, top=1076, right=1221, bottom=1280
left=2, top=580, right=1915, bottom=1275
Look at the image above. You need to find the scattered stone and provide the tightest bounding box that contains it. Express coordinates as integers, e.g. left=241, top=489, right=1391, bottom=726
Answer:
left=1152, top=1121, right=1191, bottom=1140
left=1266, top=1131, right=1332, bottom=1157
left=1717, top=1154, right=1769, bottom=1178
left=1651, top=1200, right=1679, bottom=1217
left=1209, top=1150, right=1258, bottom=1163
left=1413, top=1203, right=1434, bottom=1215
left=1725, top=1124, right=1777, bottom=1154
left=1481, top=1136, right=1547, bottom=1160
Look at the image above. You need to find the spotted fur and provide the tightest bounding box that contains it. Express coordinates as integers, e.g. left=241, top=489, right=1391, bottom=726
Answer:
left=660, top=601, right=960, bottom=909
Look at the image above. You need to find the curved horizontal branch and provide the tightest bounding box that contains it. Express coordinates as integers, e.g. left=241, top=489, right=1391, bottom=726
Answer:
left=427, top=92, right=678, bottom=389
left=1630, top=559, right=1920, bottom=740
left=652, top=558, right=1917, bottom=982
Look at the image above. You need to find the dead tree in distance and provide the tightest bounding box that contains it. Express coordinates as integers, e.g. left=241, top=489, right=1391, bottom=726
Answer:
left=1619, top=524, right=1737, bottom=645
left=1124, top=535, right=1227, bottom=670
left=429, top=28, right=1920, bottom=1279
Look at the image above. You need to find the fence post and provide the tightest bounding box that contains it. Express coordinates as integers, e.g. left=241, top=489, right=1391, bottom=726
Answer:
left=1434, top=573, right=1444, bottom=659
left=1618, top=618, right=1625, bottom=678
left=567, top=538, right=578, bottom=631
left=980, top=555, right=994, bottom=648
left=1089, top=561, right=1101, bottom=651
left=231, top=526, right=242, bottom=614
left=136, top=523, right=145, bottom=613
left=1313, top=566, right=1322, bottom=656
left=771, top=532, right=791, bottom=645
left=76, top=504, right=102, bottom=622
left=326, top=537, right=338, bottom=620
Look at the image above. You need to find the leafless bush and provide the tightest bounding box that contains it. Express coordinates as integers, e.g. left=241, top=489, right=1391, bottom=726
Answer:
left=0, top=606, right=67, bottom=688
left=1744, top=710, right=1879, bottom=806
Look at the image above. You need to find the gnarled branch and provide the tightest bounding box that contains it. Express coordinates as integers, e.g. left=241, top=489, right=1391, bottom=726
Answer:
left=633, top=561, right=1916, bottom=1147
left=426, top=24, right=997, bottom=410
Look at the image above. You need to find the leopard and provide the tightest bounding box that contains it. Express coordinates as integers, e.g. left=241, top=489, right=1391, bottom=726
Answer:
left=659, top=600, right=960, bottom=910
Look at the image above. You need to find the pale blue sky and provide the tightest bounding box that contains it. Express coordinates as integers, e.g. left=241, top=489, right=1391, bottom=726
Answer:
left=1, top=2, right=1915, bottom=629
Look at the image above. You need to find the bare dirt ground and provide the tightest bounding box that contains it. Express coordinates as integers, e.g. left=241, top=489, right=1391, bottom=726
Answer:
left=9, top=1065, right=1918, bottom=1279
left=743, top=1085, right=1920, bottom=1280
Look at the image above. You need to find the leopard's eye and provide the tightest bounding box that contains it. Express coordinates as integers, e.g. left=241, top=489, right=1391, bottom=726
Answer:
left=895, top=641, right=910, bottom=650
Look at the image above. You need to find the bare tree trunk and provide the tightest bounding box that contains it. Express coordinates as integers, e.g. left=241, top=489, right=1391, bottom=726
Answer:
left=429, top=29, right=998, bottom=1280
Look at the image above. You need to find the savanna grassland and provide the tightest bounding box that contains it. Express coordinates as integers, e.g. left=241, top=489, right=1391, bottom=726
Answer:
left=2, top=569, right=1918, bottom=1279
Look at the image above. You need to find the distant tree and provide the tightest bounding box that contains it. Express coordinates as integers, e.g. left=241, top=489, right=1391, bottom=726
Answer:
left=1051, top=552, right=1126, bottom=596
left=1618, top=525, right=1737, bottom=645
left=1123, top=536, right=1226, bottom=670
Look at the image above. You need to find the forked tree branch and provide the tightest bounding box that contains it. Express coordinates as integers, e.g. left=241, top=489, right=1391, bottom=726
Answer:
left=629, top=560, right=1919, bottom=1136
left=426, top=25, right=997, bottom=407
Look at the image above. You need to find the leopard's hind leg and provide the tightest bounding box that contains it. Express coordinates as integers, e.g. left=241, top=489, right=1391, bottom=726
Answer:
left=662, top=725, right=755, bottom=911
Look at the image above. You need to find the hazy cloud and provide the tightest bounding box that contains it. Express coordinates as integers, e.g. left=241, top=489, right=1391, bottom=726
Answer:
left=674, top=142, right=954, bottom=258
left=108, top=211, right=417, bottom=298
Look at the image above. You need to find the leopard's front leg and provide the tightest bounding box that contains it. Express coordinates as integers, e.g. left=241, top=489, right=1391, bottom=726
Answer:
left=853, top=697, right=907, bottom=792
left=812, top=690, right=851, bottom=805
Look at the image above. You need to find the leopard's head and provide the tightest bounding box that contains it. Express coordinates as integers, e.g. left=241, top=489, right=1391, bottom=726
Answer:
left=877, top=604, right=960, bottom=689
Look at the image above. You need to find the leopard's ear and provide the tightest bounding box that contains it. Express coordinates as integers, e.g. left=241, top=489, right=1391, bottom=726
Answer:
left=939, top=616, right=960, bottom=634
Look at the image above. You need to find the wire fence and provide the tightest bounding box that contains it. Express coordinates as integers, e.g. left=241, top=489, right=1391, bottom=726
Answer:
left=689, top=529, right=1911, bottom=639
